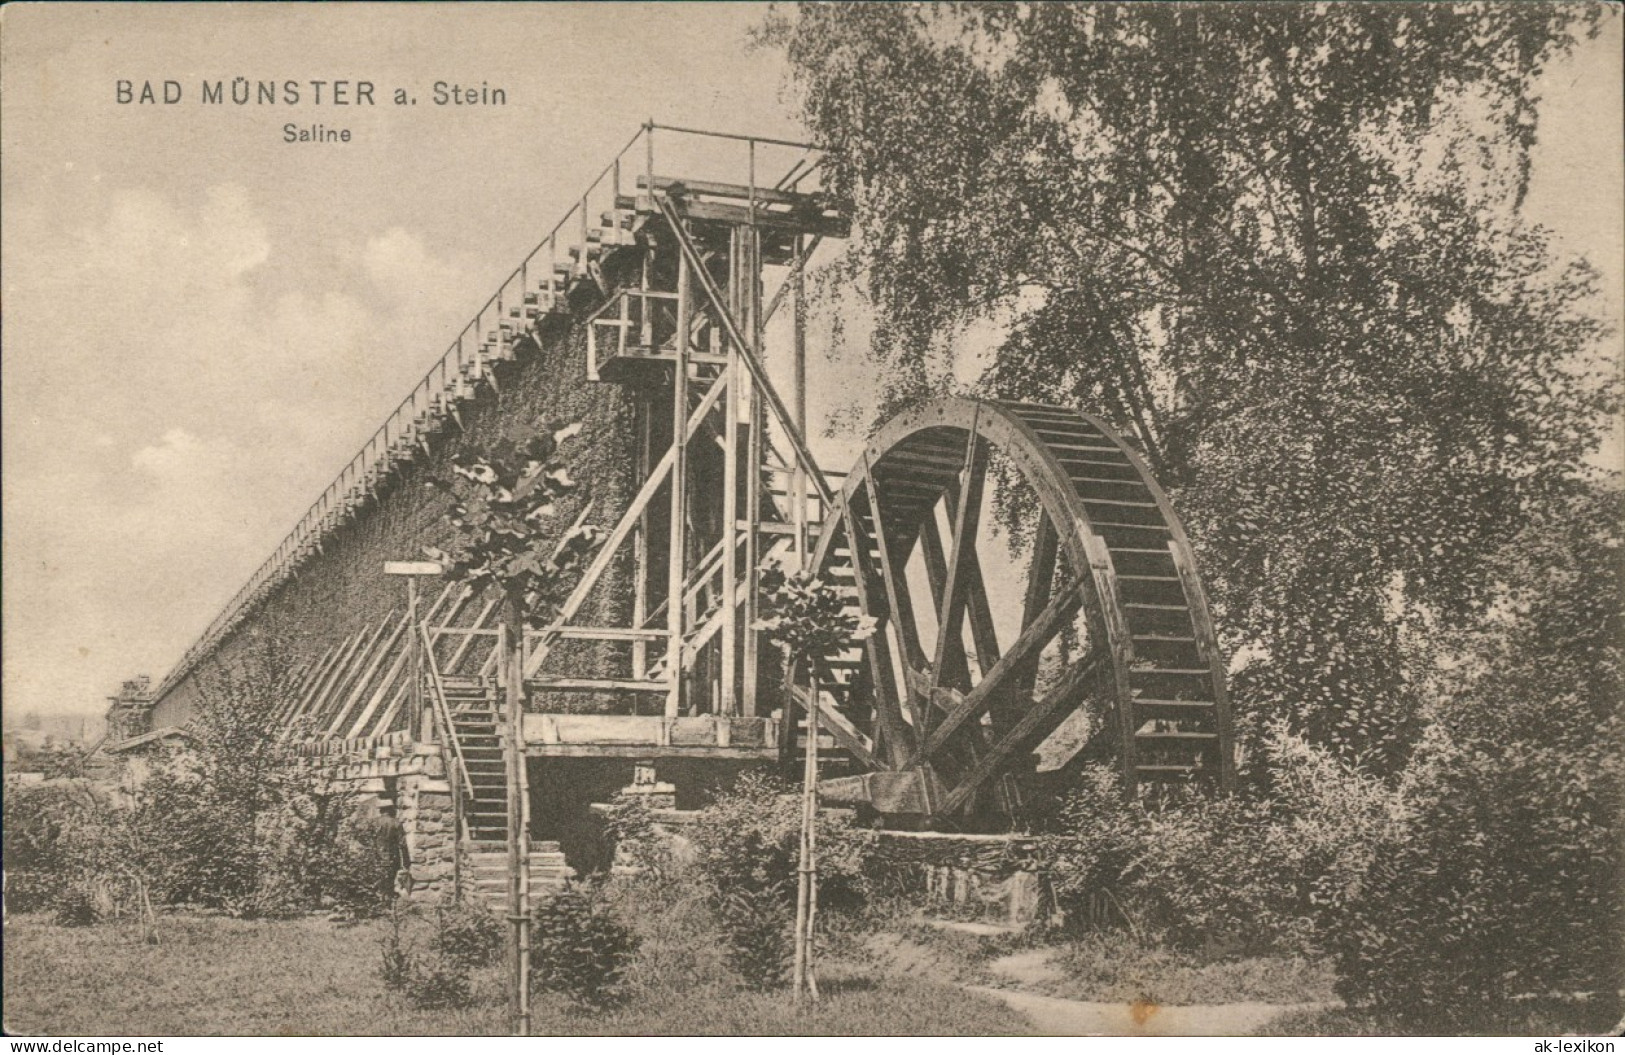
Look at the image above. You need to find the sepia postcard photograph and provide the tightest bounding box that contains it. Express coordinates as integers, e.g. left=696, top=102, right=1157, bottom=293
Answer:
left=2, top=1, right=1621, bottom=1041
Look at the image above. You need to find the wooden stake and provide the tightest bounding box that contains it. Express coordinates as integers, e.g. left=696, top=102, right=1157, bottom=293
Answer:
left=793, top=668, right=820, bottom=1004
left=502, top=599, right=531, bottom=1036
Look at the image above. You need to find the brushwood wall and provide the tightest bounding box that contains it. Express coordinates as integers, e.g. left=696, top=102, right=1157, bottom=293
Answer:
left=149, top=324, right=641, bottom=732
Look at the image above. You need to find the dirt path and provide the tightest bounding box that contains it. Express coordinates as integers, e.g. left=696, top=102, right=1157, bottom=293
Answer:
left=967, top=985, right=1329, bottom=1036
left=865, top=925, right=1334, bottom=1035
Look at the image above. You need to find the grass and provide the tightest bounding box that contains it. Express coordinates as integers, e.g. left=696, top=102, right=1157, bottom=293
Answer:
left=1258, top=1000, right=1624, bottom=1038
left=1040, top=931, right=1339, bottom=1006
left=883, top=918, right=1338, bottom=1007
left=1, top=909, right=1033, bottom=1037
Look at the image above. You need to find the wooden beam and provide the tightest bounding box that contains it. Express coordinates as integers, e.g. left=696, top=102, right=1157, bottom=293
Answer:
left=666, top=249, right=691, bottom=719
left=324, top=613, right=410, bottom=737
left=529, top=677, right=668, bottom=693
left=840, top=495, right=916, bottom=765
left=517, top=365, right=732, bottom=683
left=928, top=424, right=987, bottom=701
left=528, top=743, right=777, bottom=760
left=790, top=678, right=878, bottom=771
left=273, top=644, right=337, bottom=729
left=921, top=579, right=1084, bottom=759
left=863, top=459, right=928, bottom=733
left=654, top=193, right=831, bottom=507
left=284, top=628, right=370, bottom=734
left=345, top=581, right=463, bottom=739
left=934, top=649, right=1108, bottom=816
left=1001, top=516, right=1058, bottom=738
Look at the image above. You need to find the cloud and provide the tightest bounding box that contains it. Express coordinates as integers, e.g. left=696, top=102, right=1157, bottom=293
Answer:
left=361, top=226, right=465, bottom=304
left=3, top=180, right=478, bottom=718
left=131, top=427, right=223, bottom=481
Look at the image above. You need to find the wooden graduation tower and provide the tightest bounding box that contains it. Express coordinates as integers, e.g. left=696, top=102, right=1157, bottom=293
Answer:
left=139, top=125, right=1234, bottom=901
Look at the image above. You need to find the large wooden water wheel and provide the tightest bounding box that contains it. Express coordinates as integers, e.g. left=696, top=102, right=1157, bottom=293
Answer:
left=796, top=397, right=1233, bottom=828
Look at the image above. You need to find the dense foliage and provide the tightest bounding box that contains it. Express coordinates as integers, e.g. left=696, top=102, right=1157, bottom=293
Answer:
left=762, top=3, right=1620, bottom=1018
left=1325, top=483, right=1624, bottom=1022
left=687, top=772, right=878, bottom=988
left=424, top=422, right=604, bottom=628
left=1042, top=730, right=1398, bottom=957
left=6, top=648, right=398, bottom=923
left=530, top=888, right=639, bottom=1009
left=762, top=2, right=1614, bottom=773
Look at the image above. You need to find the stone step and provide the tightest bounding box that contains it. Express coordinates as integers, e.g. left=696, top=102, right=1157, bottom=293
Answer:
left=469, top=855, right=569, bottom=868
left=468, top=840, right=559, bottom=852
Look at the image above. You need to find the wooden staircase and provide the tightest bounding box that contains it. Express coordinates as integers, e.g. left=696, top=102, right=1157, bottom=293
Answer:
left=464, top=841, right=575, bottom=909
left=438, top=675, right=576, bottom=906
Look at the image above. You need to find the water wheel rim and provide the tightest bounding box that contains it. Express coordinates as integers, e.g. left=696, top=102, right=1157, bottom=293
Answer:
left=801, top=397, right=1232, bottom=819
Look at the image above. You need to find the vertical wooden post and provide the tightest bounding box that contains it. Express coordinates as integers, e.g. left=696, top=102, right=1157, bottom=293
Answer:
left=666, top=249, right=690, bottom=720
left=742, top=227, right=764, bottom=716
left=408, top=576, right=424, bottom=741
left=792, top=234, right=809, bottom=569
left=632, top=396, right=651, bottom=684
left=794, top=668, right=820, bottom=1004
left=720, top=229, right=744, bottom=718
left=502, top=599, right=531, bottom=1036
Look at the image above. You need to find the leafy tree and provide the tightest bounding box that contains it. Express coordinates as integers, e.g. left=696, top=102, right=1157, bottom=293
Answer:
left=1326, top=480, right=1624, bottom=1018
left=423, top=422, right=604, bottom=628
left=753, top=560, right=878, bottom=668
left=760, top=3, right=1616, bottom=772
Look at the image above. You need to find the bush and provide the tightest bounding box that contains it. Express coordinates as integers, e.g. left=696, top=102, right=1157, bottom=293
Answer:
left=689, top=771, right=875, bottom=914
left=531, top=888, right=639, bottom=1008
left=3, top=783, right=97, bottom=912
left=310, top=810, right=401, bottom=919
left=379, top=914, right=416, bottom=990
left=434, top=899, right=505, bottom=969
left=1042, top=731, right=1398, bottom=958
left=1324, top=731, right=1624, bottom=1028
left=686, top=772, right=876, bottom=987
left=600, top=794, right=674, bottom=883
left=715, top=887, right=793, bottom=990
left=403, top=954, right=475, bottom=1010
left=225, top=870, right=308, bottom=920
left=51, top=885, right=101, bottom=927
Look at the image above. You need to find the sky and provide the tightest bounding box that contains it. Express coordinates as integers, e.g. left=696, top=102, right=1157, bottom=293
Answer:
left=2, top=3, right=1621, bottom=722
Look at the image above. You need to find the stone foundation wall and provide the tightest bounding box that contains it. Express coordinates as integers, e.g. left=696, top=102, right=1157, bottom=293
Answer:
left=397, top=772, right=457, bottom=902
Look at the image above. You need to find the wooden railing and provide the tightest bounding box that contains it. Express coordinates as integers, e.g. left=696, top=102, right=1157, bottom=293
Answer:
left=153, top=124, right=824, bottom=701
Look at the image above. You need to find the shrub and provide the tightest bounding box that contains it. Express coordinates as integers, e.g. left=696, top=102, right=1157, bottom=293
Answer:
left=434, top=899, right=505, bottom=969
left=311, top=810, right=401, bottom=919
left=687, top=771, right=876, bottom=986
left=3, top=782, right=98, bottom=912
left=716, top=887, right=793, bottom=990
left=403, top=954, right=475, bottom=1010
left=600, top=794, right=674, bottom=883
left=226, top=871, right=308, bottom=920
left=377, top=900, right=473, bottom=1008
left=689, top=771, right=874, bottom=914
left=1042, top=732, right=1397, bottom=958
left=1324, top=730, right=1624, bottom=1028
left=531, top=888, right=638, bottom=1009
left=379, top=932, right=415, bottom=990
left=52, top=885, right=101, bottom=927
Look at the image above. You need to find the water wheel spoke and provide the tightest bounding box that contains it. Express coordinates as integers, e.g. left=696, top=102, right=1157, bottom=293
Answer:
left=928, top=428, right=988, bottom=698
left=797, top=396, right=1233, bottom=823
left=996, top=515, right=1059, bottom=737
left=944, top=478, right=1003, bottom=678
left=934, top=644, right=1110, bottom=817
left=837, top=499, right=915, bottom=764
left=862, top=458, right=929, bottom=733
left=920, top=575, right=1084, bottom=759
left=916, top=514, right=973, bottom=721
